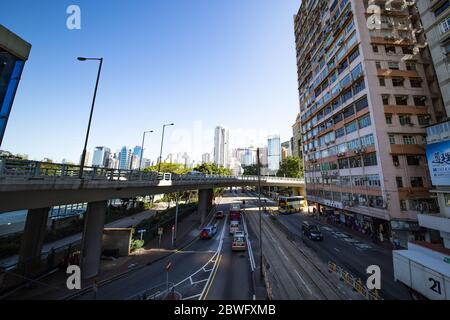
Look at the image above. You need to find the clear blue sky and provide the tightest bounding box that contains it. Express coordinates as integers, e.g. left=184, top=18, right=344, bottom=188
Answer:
left=1, top=0, right=301, bottom=163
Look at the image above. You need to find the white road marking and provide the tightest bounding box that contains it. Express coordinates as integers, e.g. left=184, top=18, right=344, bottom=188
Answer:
left=334, top=248, right=340, bottom=252
left=294, top=270, right=313, bottom=296
left=277, top=245, right=289, bottom=262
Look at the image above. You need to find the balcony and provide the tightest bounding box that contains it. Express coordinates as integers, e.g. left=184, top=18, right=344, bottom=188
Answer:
left=418, top=214, right=450, bottom=234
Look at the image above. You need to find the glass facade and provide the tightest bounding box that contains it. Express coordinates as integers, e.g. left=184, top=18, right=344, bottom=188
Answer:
left=0, top=49, right=25, bottom=145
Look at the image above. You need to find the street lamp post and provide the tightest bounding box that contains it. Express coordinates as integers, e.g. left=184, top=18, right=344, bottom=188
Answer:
left=77, top=57, right=103, bottom=179
left=257, top=148, right=263, bottom=279
left=157, top=123, right=174, bottom=172
left=139, top=130, right=154, bottom=171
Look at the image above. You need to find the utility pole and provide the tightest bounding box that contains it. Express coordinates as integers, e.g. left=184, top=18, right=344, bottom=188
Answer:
left=257, top=148, right=263, bottom=279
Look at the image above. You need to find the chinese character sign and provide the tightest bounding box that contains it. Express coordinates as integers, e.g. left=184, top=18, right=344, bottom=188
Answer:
left=426, top=140, right=450, bottom=186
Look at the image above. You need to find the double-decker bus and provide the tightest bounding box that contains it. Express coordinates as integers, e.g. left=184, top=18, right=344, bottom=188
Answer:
left=278, top=196, right=305, bottom=214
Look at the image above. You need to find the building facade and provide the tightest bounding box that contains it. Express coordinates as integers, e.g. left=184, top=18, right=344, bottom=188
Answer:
left=281, top=140, right=293, bottom=160
left=292, top=113, right=303, bottom=159
left=294, top=0, right=446, bottom=246
left=0, top=24, right=31, bottom=146
left=214, top=126, right=230, bottom=168
left=118, top=146, right=130, bottom=170
left=267, top=135, right=281, bottom=173
left=202, top=152, right=211, bottom=163
left=416, top=0, right=450, bottom=115
left=92, top=146, right=111, bottom=167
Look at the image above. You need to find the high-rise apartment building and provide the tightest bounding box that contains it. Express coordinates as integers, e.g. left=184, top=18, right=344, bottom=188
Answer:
left=92, top=146, right=111, bottom=167
left=267, top=135, right=281, bottom=173
left=416, top=0, right=450, bottom=115
left=294, top=0, right=446, bottom=246
left=0, top=24, right=31, bottom=147
left=119, top=146, right=130, bottom=170
left=202, top=152, right=211, bottom=164
left=281, top=140, right=292, bottom=160
left=292, top=113, right=303, bottom=159
left=214, top=126, right=230, bottom=168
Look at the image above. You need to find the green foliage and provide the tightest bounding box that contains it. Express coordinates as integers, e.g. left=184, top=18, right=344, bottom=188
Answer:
left=193, top=162, right=232, bottom=176
left=143, top=162, right=190, bottom=174
left=130, top=239, right=144, bottom=252
left=242, top=164, right=258, bottom=176
left=277, top=156, right=304, bottom=178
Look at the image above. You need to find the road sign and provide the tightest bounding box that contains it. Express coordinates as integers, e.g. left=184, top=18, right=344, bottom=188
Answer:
left=166, top=261, right=172, bottom=272
left=158, top=227, right=163, bottom=235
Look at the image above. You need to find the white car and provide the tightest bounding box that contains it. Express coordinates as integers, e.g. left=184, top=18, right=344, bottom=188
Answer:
left=229, top=221, right=240, bottom=235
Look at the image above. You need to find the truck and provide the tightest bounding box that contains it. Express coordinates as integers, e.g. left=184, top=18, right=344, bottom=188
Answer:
left=229, top=203, right=242, bottom=222
left=393, top=242, right=450, bottom=300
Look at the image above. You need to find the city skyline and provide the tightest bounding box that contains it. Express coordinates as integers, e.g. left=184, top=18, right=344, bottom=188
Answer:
left=0, top=0, right=300, bottom=164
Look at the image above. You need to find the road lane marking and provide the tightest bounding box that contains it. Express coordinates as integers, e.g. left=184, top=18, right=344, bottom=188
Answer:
left=202, top=254, right=223, bottom=300
left=334, top=248, right=340, bottom=252
left=277, top=245, right=289, bottom=262
left=294, top=270, right=313, bottom=296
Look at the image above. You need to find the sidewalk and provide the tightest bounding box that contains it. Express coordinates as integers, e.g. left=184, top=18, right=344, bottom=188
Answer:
left=3, top=200, right=219, bottom=300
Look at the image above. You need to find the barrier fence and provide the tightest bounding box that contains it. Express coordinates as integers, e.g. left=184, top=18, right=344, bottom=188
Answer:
left=327, top=261, right=382, bottom=300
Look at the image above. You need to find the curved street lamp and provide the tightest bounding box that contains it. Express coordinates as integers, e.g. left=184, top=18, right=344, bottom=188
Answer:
left=158, top=123, right=174, bottom=172
left=139, top=130, right=154, bottom=171
left=77, top=57, right=103, bottom=179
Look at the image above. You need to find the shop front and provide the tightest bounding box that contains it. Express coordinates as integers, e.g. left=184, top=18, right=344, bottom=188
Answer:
left=390, top=220, right=426, bottom=248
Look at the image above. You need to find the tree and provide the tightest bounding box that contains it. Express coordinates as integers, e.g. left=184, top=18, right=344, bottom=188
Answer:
left=143, top=162, right=190, bottom=175
left=242, top=164, right=258, bottom=176
left=276, top=156, right=303, bottom=178
left=193, top=162, right=232, bottom=176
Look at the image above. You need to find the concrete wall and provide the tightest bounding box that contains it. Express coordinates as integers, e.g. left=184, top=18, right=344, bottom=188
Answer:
left=102, top=228, right=133, bottom=257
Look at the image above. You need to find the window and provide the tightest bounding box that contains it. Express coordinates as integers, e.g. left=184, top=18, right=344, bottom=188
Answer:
left=345, top=121, right=357, bottom=134
left=363, top=153, right=378, bottom=166
left=414, top=96, right=427, bottom=106
left=330, top=71, right=338, bottom=84
left=348, top=48, right=360, bottom=64
left=351, top=63, right=363, bottom=79
left=396, top=177, right=403, bottom=188
left=375, top=61, right=382, bottom=69
left=410, top=79, right=422, bottom=88
left=406, top=62, right=416, bottom=71
left=389, top=134, right=395, bottom=144
left=340, top=74, right=351, bottom=88
left=353, top=79, right=365, bottom=95
left=399, top=115, right=412, bottom=125
left=392, top=78, right=404, bottom=87
left=435, top=2, right=450, bottom=17
left=341, top=89, right=353, bottom=103
left=372, top=45, right=379, bottom=53
left=336, top=127, right=345, bottom=138
left=393, top=155, right=400, bottom=166
left=388, top=61, right=399, bottom=70
left=343, top=106, right=355, bottom=118
left=382, top=95, right=390, bottom=105
left=410, top=177, right=424, bottom=188
left=403, top=47, right=413, bottom=55
left=361, top=134, right=374, bottom=146
left=440, top=16, right=450, bottom=34
left=358, top=114, right=371, bottom=129
left=338, top=158, right=349, bottom=169
left=418, top=115, right=431, bottom=126
left=385, top=46, right=396, bottom=54
left=406, top=155, right=420, bottom=166
left=348, top=138, right=360, bottom=150
left=395, top=95, right=408, bottom=105
left=400, top=200, right=407, bottom=211
left=403, top=135, right=416, bottom=144
left=350, top=156, right=362, bottom=168
left=379, top=77, right=386, bottom=86
left=386, top=114, right=392, bottom=124
left=444, top=193, right=450, bottom=207
left=355, top=96, right=368, bottom=111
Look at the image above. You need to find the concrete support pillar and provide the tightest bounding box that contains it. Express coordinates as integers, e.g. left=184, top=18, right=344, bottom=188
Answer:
left=198, top=189, right=213, bottom=225
left=18, top=207, right=50, bottom=269
left=80, top=200, right=107, bottom=279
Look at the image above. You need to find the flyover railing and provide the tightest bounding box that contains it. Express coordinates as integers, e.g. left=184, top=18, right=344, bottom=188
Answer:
left=0, top=158, right=304, bottom=184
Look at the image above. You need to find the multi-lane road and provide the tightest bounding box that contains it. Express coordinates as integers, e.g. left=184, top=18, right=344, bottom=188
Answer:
left=72, top=189, right=411, bottom=300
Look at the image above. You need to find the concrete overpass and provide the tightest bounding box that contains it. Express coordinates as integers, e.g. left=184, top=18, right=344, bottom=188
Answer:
left=0, top=159, right=304, bottom=280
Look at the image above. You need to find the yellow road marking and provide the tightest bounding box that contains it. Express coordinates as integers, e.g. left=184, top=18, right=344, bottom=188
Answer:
left=202, top=254, right=223, bottom=300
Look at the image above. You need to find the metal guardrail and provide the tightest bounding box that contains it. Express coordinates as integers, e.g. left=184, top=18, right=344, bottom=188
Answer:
left=0, top=158, right=304, bottom=184
left=327, top=261, right=382, bottom=300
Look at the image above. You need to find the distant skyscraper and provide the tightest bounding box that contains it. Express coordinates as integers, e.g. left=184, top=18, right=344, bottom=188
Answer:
left=267, top=135, right=281, bottom=173
left=281, top=141, right=292, bottom=160
left=214, top=126, right=229, bottom=168
left=234, top=147, right=257, bottom=167
left=259, top=146, right=268, bottom=167
left=202, top=153, right=211, bottom=164
left=92, top=146, right=111, bottom=167
left=79, top=150, right=92, bottom=167
left=119, top=146, right=130, bottom=170
left=133, top=146, right=143, bottom=161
